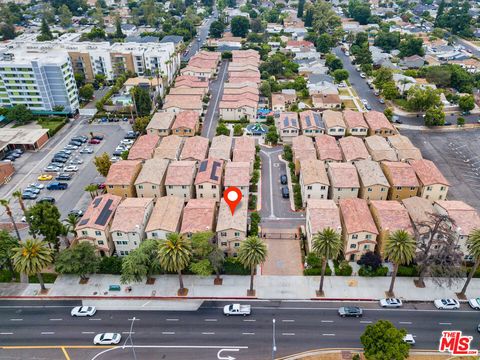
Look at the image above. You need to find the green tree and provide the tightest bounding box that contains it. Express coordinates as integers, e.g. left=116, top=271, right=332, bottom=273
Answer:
left=374, top=67, right=393, bottom=89
left=407, top=86, right=441, bottom=112
left=297, top=0, right=305, bottom=18
left=259, top=81, right=272, bottom=98
left=459, top=229, right=480, bottom=297
left=0, top=230, right=19, bottom=278
left=238, top=236, right=267, bottom=294
left=209, top=20, right=225, bottom=38
left=64, top=213, right=79, bottom=239
left=93, top=152, right=112, bottom=177
left=382, top=81, right=399, bottom=100
left=12, top=239, right=53, bottom=291
left=384, top=230, right=416, bottom=295
left=59, top=5, right=73, bottom=28
left=79, top=84, right=94, bottom=101
left=27, top=202, right=64, bottom=252
left=189, top=259, right=213, bottom=276
left=426, top=66, right=452, bottom=88
left=55, top=242, right=100, bottom=281
left=424, top=106, right=445, bottom=126
left=132, top=116, right=151, bottom=134
left=304, top=6, right=313, bottom=27
left=316, top=33, right=333, bottom=53
left=374, top=31, right=400, bottom=52
left=312, top=228, right=342, bottom=295
left=399, top=36, right=424, bottom=58
left=312, top=0, right=341, bottom=36
left=216, top=122, right=230, bottom=136
left=231, top=16, right=250, bottom=37
left=348, top=0, right=371, bottom=24
left=325, top=53, right=343, bottom=71
left=121, top=239, right=162, bottom=283
left=158, top=233, right=192, bottom=294
left=6, top=104, right=33, bottom=125
left=457, top=117, right=465, bottom=126
left=132, top=86, right=152, bottom=116
left=37, top=17, right=53, bottom=41
left=114, top=16, right=125, bottom=38
left=0, top=199, right=21, bottom=242
left=361, top=320, right=410, bottom=360
left=384, top=107, right=393, bottom=121
left=208, top=247, right=225, bottom=283
left=265, top=125, right=279, bottom=145
left=0, top=23, right=16, bottom=40
left=458, top=95, right=475, bottom=112
left=84, top=184, right=99, bottom=199
left=333, top=69, right=349, bottom=83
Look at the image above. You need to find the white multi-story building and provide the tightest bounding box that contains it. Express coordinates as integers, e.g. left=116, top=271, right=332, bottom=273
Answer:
left=0, top=49, right=79, bottom=113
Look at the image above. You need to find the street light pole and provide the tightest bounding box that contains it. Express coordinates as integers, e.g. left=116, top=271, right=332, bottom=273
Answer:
left=123, top=316, right=138, bottom=360
left=272, top=318, right=276, bottom=360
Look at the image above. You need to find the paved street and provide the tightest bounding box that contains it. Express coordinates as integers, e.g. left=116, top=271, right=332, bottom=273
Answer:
left=201, top=60, right=228, bottom=140
left=0, top=299, right=479, bottom=359
left=182, top=10, right=218, bottom=62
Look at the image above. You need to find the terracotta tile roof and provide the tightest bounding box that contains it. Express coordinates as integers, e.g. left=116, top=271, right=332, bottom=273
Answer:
left=232, top=50, right=260, bottom=60
left=134, top=158, right=170, bottom=185
left=322, top=110, right=345, bottom=128
left=145, top=196, right=184, bottom=233
left=169, top=87, right=206, bottom=96
left=147, top=112, right=175, bottom=131
left=228, top=77, right=261, bottom=84
left=195, top=158, right=224, bottom=185
left=364, top=111, right=396, bottom=131
left=209, top=135, right=232, bottom=160
left=187, top=57, right=218, bottom=70
left=171, top=110, right=199, bottom=130
left=307, top=199, right=341, bottom=234
left=194, top=50, right=221, bottom=61
left=312, top=94, right=341, bottom=106
left=343, top=110, right=368, bottom=129
left=164, top=161, right=197, bottom=186
left=299, top=110, right=324, bottom=130
left=369, top=200, right=414, bottom=235
left=338, top=136, right=370, bottom=162
left=286, top=40, right=314, bottom=48
left=224, top=162, right=250, bottom=187
left=402, top=196, right=436, bottom=226
left=409, top=159, right=449, bottom=186
left=434, top=201, right=480, bottom=236
left=228, top=64, right=259, bottom=72
left=219, top=99, right=258, bottom=109
left=387, top=135, right=422, bottom=161
left=125, top=76, right=162, bottom=87
left=128, top=134, right=160, bottom=160
left=175, top=79, right=209, bottom=89
left=314, top=134, right=342, bottom=161
left=163, top=95, right=203, bottom=111
left=300, top=159, right=329, bottom=185
left=224, top=81, right=258, bottom=89
left=340, top=198, right=378, bottom=235
left=110, top=197, right=154, bottom=233
left=105, top=160, right=141, bottom=186
left=180, top=136, right=209, bottom=162
left=382, top=161, right=419, bottom=187
left=234, top=136, right=255, bottom=152
left=222, top=93, right=259, bottom=103
left=364, top=135, right=398, bottom=162
left=76, top=194, right=122, bottom=231
left=175, top=75, right=204, bottom=83
left=354, top=160, right=389, bottom=187
left=327, top=162, right=360, bottom=188
left=292, top=135, right=315, bottom=152
left=216, top=199, right=248, bottom=232
left=278, top=112, right=299, bottom=130
left=154, top=135, right=184, bottom=160
left=180, top=199, right=217, bottom=234
left=223, top=87, right=259, bottom=96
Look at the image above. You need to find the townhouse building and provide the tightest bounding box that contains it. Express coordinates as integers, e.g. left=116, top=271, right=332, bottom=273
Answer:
left=179, top=136, right=209, bottom=162
left=216, top=199, right=248, bottom=257
left=180, top=199, right=217, bottom=237
left=409, top=159, right=449, bottom=201
left=195, top=158, right=224, bottom=201
left=134, top=158, right=169, bottom=199
left=299, top=159, right=329, bottom=206
left=343, top=110, right=368, bottom=136
left=355, top=160, right=390, bottom=201
left=164, top=161, right=197, bottom=201
left=145, top=196, right=184, bottom=240
left=381, top=161, right=419, bottom=200
left=105, top=160, right=142, bottom=198
left=327, top=162, right=360, bottom=202
left=305, top=199, right=341, bottom=251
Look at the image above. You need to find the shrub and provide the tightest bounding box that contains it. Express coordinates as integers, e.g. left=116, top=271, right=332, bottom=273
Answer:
left=223, top=257, right=249, bottom=275
left=29, top=273, right=57, bottom=283
left=254, top=155, right=261, bottom=170
left=359, top=266, right=388, bottom=277
left=334, top=260, right=353, bottom=276
left=304, top=266, right=332, bottom=276
left=293, top=183, right=302, bottom=210
left=99, top=256, right=123, bottom=274
left=357, top=251, right=382, bottom=271
left=283, top=145, right=293, bottom=161
left=397, top=265, right=418, bottom=277
left=248, top=194, right=257, bottom=210
left=306, top=252, right=322, bottom=268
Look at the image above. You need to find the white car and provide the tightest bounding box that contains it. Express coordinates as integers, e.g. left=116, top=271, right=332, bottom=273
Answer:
left=434, top=298, right=460, bottom=310
left=403, top=334, right=415, bottom=345
left=71, top=306, right=96, bottom=317
left=468, top=298, right=480, bottom=310
left=338, top=82, right=347, bottom=88
left=29, top=183, right=45, bottom=190
left=361, top=99, right=368, bottom=105
left=360, top=72, right=366, bottom=78
left=93, top=333, right=121, bottom=345
left=379, top=298, right=403, bottom=308
left=120, top=139, right=134, bottom=145
left=63, top=165, right=79, bottom=172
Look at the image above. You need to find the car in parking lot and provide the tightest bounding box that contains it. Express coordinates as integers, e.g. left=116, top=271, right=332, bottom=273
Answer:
left=379, top=298, right=403, bottom=308
left=52, top=157, right=67, bottom=163
left=468, top=298, right=480, bottom=309
left=24, top=187, right=40, bottom=195
left=120, top=139, right=134, bottom=145
left=88, top=139, right=101, bottom=144
left=29, top=183, right=45, bottom=190
left=124, top=131, right=139, bottom=139
left=21, top=192, right=37, bottom=200
left=46, top=182, right=68, bottom=190
left=282, top=187, right=289, bottom=198
left=38, top=174, right=53, bottom=181
left=64, top=145, right=79, bottom=150
left=110, top=156, right=121, bottom=163
left=280, top=174, right=287, bottom=185
left=434, top=298, right=460, bottom=310
left=37, top=197, right=55, bottom=204
left=113, top=150, right=123, bottom=157
left=71, top=306, right=96, bottom=317
left=56, top=173, right=73, bottom=181
left=44, top=165, right=62, bottom=172
left=68, top=209, right=84, bottom=218
left=69, top=141, right=83, bottom=147
left=63, top=165, right=79, bottom=172
left=91, top=135, right=104, bottom=140
left=59, top=149, right=72, bottom=155
left=72, top=136, right=88, bottom=143
left=93, top=333, right=121, bottom=345
left=69, top=158, right=84, bottom=165
left=79, top=147, right=94, bottom=154
left=338, top=306, right=363, bottom=317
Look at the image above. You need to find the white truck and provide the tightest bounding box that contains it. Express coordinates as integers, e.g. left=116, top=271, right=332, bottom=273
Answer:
left=223, top=303, right=251, bottom=316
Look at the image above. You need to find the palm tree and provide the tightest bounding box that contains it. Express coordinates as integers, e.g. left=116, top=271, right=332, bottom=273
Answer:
left=12, top=190, right=35, bottom=239
left=238, top=236, right=267, bottom=295
left=158, top=233, right=192, bottom=295
left=312, top=228, right=343, bottom=296
left=458, top=229, right=480, bottom=298
left=11, top=239, right=53, bottom=291
left=0, top=199, right=21, bottom=242
left=84, top=184, right=99, bottom=199
left=384, top=230, right=416, bottom=296
left=64, top=213, right=79, bottom=239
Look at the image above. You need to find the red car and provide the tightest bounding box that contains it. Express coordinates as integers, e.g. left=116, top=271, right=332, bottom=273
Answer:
left=88, top=139, right=101, bottom=144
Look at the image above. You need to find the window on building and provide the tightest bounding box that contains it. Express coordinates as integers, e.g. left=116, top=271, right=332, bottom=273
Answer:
left=152, top=232, right=158, bottom=238
left=234, top=232, right=240, bottom=237
left=98, top=240, right=104, bottom=245
left=234, top=242, right=240, bottom=247
left=138, top=185, right=143, bottom=189
left=363, top=245, right=369, bottom=250
left=95, top=231, right=101, bottom=236
left=307, top=186, right=312, bottom=190
left=221, top=241, right=227, bottom=246
left=81, top=230, right=88, bottom=236
left=365, top=234, right=372, bottom=240
left=352, top=234, right=358, bottom=239
left=350, top=244, right=356, bottom=249
left=116, top=232, right=122, bottom=237
left=221, top=232, right=227, bottom=236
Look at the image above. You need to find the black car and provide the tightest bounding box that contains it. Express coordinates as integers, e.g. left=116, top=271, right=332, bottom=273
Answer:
left=37, top=197, right=55, bottom=204
left=280, top=175, right=287, bottom=185
left=69, top=140, right=83, bottom=147
left=55, top=173, right=73, bottom=181
left=282, top=187, right=289, bottom=199
left=92, top=135, right=104, bottom=140
left=71, top=136, right=88, bottom=143
left=113, top=150, right=123, bottom=157
left=54, top=154, right=69, bottom=160
left=68, top=209, right=84, bottom=218
left=124, top=131, right=139, bottom=140
left=52, top=156, right=67, bottom=163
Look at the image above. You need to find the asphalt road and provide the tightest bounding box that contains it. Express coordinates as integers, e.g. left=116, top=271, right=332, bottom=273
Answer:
left=182, top=10, right=218, bottom=62
left=0, top=300, right=479, bottom=360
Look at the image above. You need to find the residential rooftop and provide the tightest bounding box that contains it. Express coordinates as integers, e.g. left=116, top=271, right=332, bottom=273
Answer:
left=369, top=200, right=414, bottom=235
left=364, top=135, right=398, bottom=162
left=339, top=198, right=379, bottom=235
left=327, top=162, right=360, bottom=188
left=179, top=136, right=209, bottom=162
left=110, top=197, right=154, bottom=233
left=307, top=199, right=341, bottom=235
left=164, top=161, right=197, bottom=186
left=224, top=162, right=250, bottom=187
left=300, top=159, right=329, bottom=185
left=76, top=194, right=122, bottom=231
left=145, top=196, right=184, bottom=233
left=338, top=136, right=370, bottom=162
left=314, top=134, right=343, bottom=161
left=134, top=158, right=170, bottom=185
left=409, top=159, right=449, bottom=186
left=354, top=160, right=389, bottom=187
left=216, top=199, right=248, bottom=233
left=105, top=160, right=142, bottom=186
left=180, top=199, right=217, bottom=234
left=382, top=161, right=419, bottom=187
left=322, top=110, right=345, bottom=128
left=195, top=158, right=224, bottom=185
left=343, top=110, right=368, bottom=129
left=127, top=134, right=160, bottom=161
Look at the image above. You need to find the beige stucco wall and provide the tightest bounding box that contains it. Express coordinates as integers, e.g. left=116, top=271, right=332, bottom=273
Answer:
left=343, top=231, right=377, bottom=261
left=196, top=183, right=221, bottom=201
left=166, top=184, right=195, bottom=202
left=329, top=187, right=359, bottom=203
left=418, top=184, right=449, bottom=201
left=359, top=184, right=389, bottom=201
left=217, top=229, right=247, bottom=256
left=136, top=182, right=165, bottom=199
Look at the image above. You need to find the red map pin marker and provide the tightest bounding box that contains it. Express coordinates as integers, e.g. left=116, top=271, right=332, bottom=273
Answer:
left=224, top=187, right=242, bottom=215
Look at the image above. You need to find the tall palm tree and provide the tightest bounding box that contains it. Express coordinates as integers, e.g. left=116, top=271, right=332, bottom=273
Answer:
left=12, top=190, right=35, bottom=239
left=64, top=213, right=79, bottom=239
left=384, top=230, right=416, bottom=296
left=312, top=228, right=343, bottom=296
left=0, top=199, right=21, bottom=242
left=158, top=233, right=192, bottom=295
left=84, top=184, right=99, bottom=199
left=459, top=229, right=480, bottom=298
left=238, top=236, right=267, bottom=295
left=11, top=239, right=53, bottom=291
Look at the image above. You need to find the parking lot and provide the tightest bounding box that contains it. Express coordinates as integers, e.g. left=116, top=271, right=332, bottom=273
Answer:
left=0, top=117, right=132, bottom=224
left=403, top=129, right=480, bottom=210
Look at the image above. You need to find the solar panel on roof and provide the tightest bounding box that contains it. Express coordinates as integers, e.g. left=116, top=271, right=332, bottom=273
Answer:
left=313, top=113, right=322, bottom=127
left=292, top=119, right=297, bottom=127
left=95, top=199, right=113, bottom=226
left=79, top=219, right=89, bottom=226
left=93, top=198, right=101, bottom=207
left=284, top=118, right=289, bottom=127
left=305, top=115, right=311, bottom=127
left=199, top=160, right=208, bottom=172
left=210, top=161, right=221, bottom=181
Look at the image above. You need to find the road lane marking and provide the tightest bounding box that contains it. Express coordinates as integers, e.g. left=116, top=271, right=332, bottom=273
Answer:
left=0, top=332, right=13, bottom=335
left=282, top=320, right=295, bottom=322
left=242, top=332, right=255, bottom=335
left=89, top=318, right=102, bottom=321
left=322, top=334, right=336, bottom=336
left=439, top=322, right=452, bottom=325
left=166, top=318, right=179, bottom=321
left=243, top=319, right=256, bottom=322
left=128, top=318, right=139, bottom=321
left=81, top=332, right=95, bottom=334
left=399, top=322, right=412, bottom=325
left=9, top=319, right=23, bottom=321
left=204, top=319, right=218, bottom=322
left=41, top=332, right=55, bottom=335
left=360, top=321, right=372, bottom=324
left=162, top=332, right=175, bottom=335
left=122, top=332, right=135, bottom=334
left=61, top=347, right=71, bottom=360
left=282, top=333, right=295, bottom=336
left=202, top=332, right=215, bottom=335
left=321, top=320, right=334, bottom=323
left=49, top=318, right=63, bottom=321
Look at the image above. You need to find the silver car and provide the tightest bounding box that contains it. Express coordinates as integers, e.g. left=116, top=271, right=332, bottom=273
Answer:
left=379, top=298, right=403, bottom=308
left=71, top=306, right=96, bottom=317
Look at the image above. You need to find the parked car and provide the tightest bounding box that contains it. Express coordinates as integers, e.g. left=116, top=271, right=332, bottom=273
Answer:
left=91, top=135, right=104, bottom=140
left=223, top=304, right=251, bottom=316
left=56, top=173, right=73, bottom=181
left=468, top=298, right=480, bottom=310
left=282, top=187, right=289, bottom=199
left=88, top=139, right=101, bottom=145
left=54, top=153, right=70, bottom=160
left=21, top=192, right=37, bottom=200
left=379, top=298, right=403, bottom=308
left=125, top=131, right=139, bottom=139
left=120, top=139, right=134, bottom=145
left=434, top=298, right=460, bottom=310
left=46, top=182, right=68, bottom=190
left=113, top=150, right=123, bottom=157
left=71, top=136, right=88, bottom=143
left=68, top=209, right=84, bottom=218
left=69, top=140, right=83, bottom=147
left=79, top=147, right=94, bottom=154
left=365, top=104, right=372, bottom=111
left=29, top=182, right=45, bottom=190
left=38, top=174, right=53, bottom=181
left=44, top=165, right=61, bottom=172
left=444, top=122, right=452, bottom=126
left=58, top=149, right=72, bottom=155
left=374, top=91, right=380, bottom=96
left=93, top=333, right=121, bottom=345
left=64, top=145, right=79, bottom=150
left=69, top=158, right=84, bottom=165
left=360, top=72, right=366, bottom=78
left=37, top=197, right=55, bottom=204
left=24, top=187, right=40, bottom=195
left=338, top=306, right=363, bottom=317
left=280, top=174, right=288, bottom=185
left=63, top=165, right=79, bottom=172
left=403, top=334, right=415, bottom=345
left=110, top=156, right=121, bottom=163
left=52, top=157, right=67, bottom=163
left=71, top=306, right=96, bottom=317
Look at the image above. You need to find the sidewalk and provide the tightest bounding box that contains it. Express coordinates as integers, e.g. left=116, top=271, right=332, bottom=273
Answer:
left=2, top=274, right=480, bottom=302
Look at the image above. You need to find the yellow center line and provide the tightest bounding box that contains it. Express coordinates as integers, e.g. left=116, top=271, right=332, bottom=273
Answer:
left=61, top=347, right=71, bottom=360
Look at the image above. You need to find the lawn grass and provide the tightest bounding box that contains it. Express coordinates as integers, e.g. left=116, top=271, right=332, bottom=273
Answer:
left=338, top=88, right=350, bottom=96
left=342, top=100, right=357, bottom=109
left=37, top=118, right=67, bottom=136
